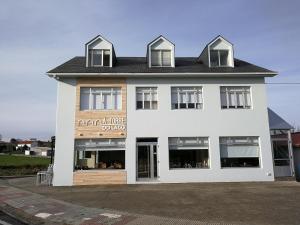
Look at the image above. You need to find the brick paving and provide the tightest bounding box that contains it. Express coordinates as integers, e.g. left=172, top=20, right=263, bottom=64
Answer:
left=0, top=181, right=240, bottom=225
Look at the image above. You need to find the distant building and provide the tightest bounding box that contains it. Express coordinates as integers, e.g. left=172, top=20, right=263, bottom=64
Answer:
left=18, top=140, right=51, bottom=157
left=17, top=140, right=37, bottom=149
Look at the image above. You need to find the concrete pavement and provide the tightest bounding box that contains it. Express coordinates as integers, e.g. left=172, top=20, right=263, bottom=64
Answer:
left=0, top=180, right=240, bottom=225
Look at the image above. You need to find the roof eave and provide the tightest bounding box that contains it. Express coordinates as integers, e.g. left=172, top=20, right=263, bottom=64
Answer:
left=46, top=71, right=277, bottom=78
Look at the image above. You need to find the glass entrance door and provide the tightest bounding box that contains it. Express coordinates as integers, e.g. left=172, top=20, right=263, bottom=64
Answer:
left=273, top=140, right=292, bottom=177
left=137, top=141, right=158, bottom=181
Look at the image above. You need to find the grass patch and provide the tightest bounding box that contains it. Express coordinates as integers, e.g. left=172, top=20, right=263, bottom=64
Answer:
left=0, top=155, right=50, bottom=176
left=0, top=155, right=50, bottom=166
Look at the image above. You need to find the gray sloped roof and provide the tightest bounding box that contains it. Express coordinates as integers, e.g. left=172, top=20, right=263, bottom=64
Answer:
left=268, top=108, right=293, bottom=130
left=47, top=56, right=276, bottom=75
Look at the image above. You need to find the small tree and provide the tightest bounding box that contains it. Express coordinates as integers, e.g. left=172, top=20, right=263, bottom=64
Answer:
left=10, top=138, right=17, bottom=145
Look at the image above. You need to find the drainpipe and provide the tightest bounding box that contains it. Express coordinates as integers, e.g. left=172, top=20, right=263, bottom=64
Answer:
left=287, top=130, right=295, bottom=176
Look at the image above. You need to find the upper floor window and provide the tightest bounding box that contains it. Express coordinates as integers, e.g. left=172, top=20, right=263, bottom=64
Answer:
left=80, top=87, right=121, bottom=111
left=220, top=86, right=251, bottom=109
left=136, top=87, right=158, bottom=110
left=151, top=50, right=171, bottom=67
left=89, top=49, right=110, bottom=67
left=171, top=87, right=203, bottom=109
left=210, top=50, right=229, bottom=67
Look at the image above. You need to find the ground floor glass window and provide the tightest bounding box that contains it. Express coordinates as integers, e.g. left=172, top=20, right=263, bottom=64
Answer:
left=74, top=138, right=125, bottom=170
left=220, top=137, right=260, bottom=168
left=169, top=137, right=209, bottom=169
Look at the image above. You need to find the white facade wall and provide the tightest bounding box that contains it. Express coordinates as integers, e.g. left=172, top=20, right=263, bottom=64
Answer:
left=126, top=77, right=274, bottom=183
left=52, top=78, right=77, bottom=186
left=53, top=76, right=274, bottom=186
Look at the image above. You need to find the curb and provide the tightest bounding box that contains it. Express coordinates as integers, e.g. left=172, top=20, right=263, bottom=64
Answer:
left=0, top=175, right=36, bottom=179
left=0, top=203, right=45, bottom=225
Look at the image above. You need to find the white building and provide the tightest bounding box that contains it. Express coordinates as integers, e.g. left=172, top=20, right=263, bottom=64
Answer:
left=47, top=35, right=277, bottom=186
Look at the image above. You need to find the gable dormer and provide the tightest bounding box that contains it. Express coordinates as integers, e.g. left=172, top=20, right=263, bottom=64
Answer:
left=85, top=35, right=116, bottom=67
left=199, top=36, right=234, bottom=68
left=147, top=35, right=175, bottom=68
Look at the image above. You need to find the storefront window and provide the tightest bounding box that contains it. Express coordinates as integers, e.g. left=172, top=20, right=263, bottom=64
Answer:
left=74, top=139, right=125, bottom=170
left=220, top=137, right=260, bottom=168
left=169, top=137, right=209, bottom=169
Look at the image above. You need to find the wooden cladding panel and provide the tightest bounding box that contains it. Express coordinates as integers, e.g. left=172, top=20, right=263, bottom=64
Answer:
left=73, top=171, right=127, bottom=185
left=75, top=78, right=127, bottom=139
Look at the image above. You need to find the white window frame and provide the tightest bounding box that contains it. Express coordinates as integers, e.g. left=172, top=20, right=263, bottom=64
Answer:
left=90, top=49, right=110, bottom=67
left=220, top=86, right=252, bottom=109
left=210, top=49, right=229, bottom=67
left=168, top=137, right=210, bottom=169
left=171, top=86, right=203, bottom=110
left=219, top=136, right=261, bottom=168
left=151, top=50, right=172, bottom=67
left=136, top=87, right=158, bottom=110
left=80, top=87, right=122, bottom=111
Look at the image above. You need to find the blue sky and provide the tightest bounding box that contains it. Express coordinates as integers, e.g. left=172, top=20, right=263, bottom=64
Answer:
left=0, top=0, right=299, bottom=140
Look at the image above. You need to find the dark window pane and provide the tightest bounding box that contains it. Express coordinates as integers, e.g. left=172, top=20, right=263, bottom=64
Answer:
left=92, top=50, right=102, bottom=66
left=84, top=151, right=91, bottom=158
left=274, top=160, right=290, bottom=166
left=210, top=50, right=218, bottom=67
left=169, top=149, right=209, bottom=169
left=188, top=103, right=195, bottom=109
left=219, top=50, right=228, bottom=66
left=221, top=157, right=259, bottom=168
left=97, top=150, right=125, bottom=169
left=273, top=141, right=289, bottom=159
left=103, top=55, right=110, bottom=66
left=103, top=50, right=110, bottom=66
left=137, top=101, right=143, bottom=109
left=179, top=103, right=187, bottom=109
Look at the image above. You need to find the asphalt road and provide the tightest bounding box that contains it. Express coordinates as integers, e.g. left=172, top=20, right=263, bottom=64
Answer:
left=0, top=211, right=28, bottom=225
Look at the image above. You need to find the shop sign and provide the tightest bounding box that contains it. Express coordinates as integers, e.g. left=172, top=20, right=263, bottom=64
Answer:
left=77, top=117, right=126, bottom=131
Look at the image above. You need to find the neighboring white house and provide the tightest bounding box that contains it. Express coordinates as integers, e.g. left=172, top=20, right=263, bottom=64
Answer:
left=47, top=35, right=277, bottom=186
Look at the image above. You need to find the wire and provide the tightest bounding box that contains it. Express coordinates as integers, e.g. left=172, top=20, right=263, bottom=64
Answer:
left=266, top=83, right=300, bottom=85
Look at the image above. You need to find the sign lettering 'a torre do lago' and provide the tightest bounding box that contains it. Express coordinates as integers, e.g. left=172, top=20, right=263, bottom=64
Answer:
left=77, top=117, right=126, bottom=131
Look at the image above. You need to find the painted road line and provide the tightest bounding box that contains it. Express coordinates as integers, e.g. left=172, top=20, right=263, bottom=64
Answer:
left=100, top=213, right=122, bottom=219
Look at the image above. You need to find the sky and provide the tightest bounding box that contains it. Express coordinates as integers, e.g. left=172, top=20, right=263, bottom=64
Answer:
left=0, top=0, right=299, bottom=141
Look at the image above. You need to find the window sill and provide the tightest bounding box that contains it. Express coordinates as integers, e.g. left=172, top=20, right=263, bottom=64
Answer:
left=169, top=168, right=210, bottom=170
left=79, top=109, right=123, bottom=112
left=221, top=108, right=252, bottom=110
left=74, top=169, right=126, bottom=172
left=89, top=65, right=110, bottom=67
left=171, top=108, right=203, bottom=110
left=220, top=167, right=260, bottom=169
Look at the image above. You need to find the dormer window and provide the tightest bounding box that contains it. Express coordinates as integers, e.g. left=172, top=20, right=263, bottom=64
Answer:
left=147, top=35, right=175, bottom=68
left=198, top=36, right=234, bottom=68
left=85, top=35, right=116, bottom=68
left=210, top=50, right=229, bottom=67
left=151, top=50, right=171, bottom=67
left=89, top=49, right=110, bottom=67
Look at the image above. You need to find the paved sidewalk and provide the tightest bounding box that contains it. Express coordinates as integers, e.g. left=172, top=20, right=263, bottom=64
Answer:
left=0, top=182, right=240, bottom=225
